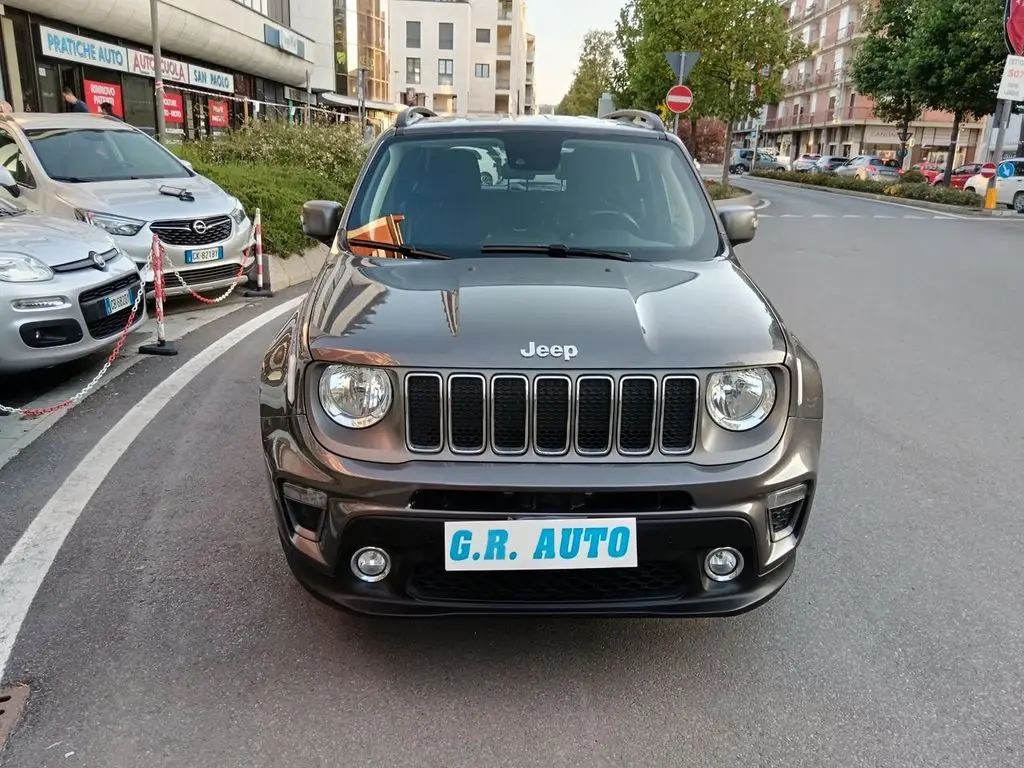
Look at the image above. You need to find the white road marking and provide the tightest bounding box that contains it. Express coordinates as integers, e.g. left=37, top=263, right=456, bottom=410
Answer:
left=780, top=213, right=802, bottom=218
left=0, top=295, right=305, bottom=680
left=843, top=214, right=862, bottom=218
left=811, top=213, right=831, bottom=218
left=873, top=215, right=896, bottom=219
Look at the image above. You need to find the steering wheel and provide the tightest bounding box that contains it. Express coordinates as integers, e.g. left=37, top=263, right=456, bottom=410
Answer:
left=574, top=209, right=643, bottom=238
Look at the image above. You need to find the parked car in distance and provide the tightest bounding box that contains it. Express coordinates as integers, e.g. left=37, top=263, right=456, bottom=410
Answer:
left=0, top=112, right=253, bottom=299
left=264, top=108, right=825, bottom=619
left=834, top=155, right=901, bottom=181
left=927, top=162, right=983, bottom=189
left=759, top=147, right=791, bottom=171
left=453, top=145, right=503, bottom=186
left=963, top=158, right=1024, bottom=212
left=792, top=153, right=822, bottom=172
left=728, top=148, right=786, bottom=173
left=0, top=166, right=146, bottom=374
left=813, top=155, right=849, bottom=174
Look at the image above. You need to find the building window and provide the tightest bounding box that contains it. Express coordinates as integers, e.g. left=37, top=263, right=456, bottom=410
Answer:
left=438, top=59, right=454, bottom=86
left=476, top=28, right=490, bottom=43
left=407, top=21, right=421, bottom=48
left=474, top=63, right=490, bottom=78
left=406, top=58, right=421, bottom=84
left=439, top=23, right=454, bottom=50
left=266, top=0, right=290, bottom=27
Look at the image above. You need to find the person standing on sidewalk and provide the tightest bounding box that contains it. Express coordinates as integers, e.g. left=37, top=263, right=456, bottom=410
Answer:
left=62, top=86, right=90, bottom=113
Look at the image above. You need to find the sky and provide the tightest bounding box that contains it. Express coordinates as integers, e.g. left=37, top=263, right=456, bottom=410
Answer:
left=528, top=0, right=624, bottom=105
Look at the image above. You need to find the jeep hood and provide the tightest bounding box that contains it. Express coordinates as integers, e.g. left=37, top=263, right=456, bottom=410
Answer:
left=307, top=257, right=788, bottom=369
left=55, top=174, right=236, bottom=221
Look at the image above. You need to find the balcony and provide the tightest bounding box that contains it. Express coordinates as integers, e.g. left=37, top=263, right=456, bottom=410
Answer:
left=498, top=2, right=513, bottom=22
left=496, top=78, right=511, bottom=90
left=762, top=104, right=878, bottom=131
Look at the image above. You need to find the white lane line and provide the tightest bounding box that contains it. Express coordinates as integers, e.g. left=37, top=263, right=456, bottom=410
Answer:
left=811, top=213, right=832, bottom=218
left=753, top=198, right=772, bottom=210
left=843, top=214, right=862, bottom=218
left=873, top=214, right=896, bottom=219
left=779, top=213, right=802, bottom=218
left=0, top=295, right=305, bottom=680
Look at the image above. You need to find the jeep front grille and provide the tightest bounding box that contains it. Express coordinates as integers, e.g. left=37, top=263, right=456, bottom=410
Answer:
left=404, top=372, right=699, bottom=457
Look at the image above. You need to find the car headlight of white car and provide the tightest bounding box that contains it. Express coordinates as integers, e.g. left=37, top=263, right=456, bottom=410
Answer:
left=705, top=368, right=777, bottom=431
left=229, top=199, right=247, bottom=225
left=318, top=365, right=393, bottom=429
left=0, top=252, right=54, bottom=282
left=75, top=209, right=146, bottom=237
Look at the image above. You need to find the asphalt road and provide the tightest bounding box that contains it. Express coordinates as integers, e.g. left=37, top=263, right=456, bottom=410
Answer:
left=2, top=182, right=1023, bottom=767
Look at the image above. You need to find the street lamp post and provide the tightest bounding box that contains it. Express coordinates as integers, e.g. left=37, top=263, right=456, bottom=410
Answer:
left=150, top=0, right=167, bottom=140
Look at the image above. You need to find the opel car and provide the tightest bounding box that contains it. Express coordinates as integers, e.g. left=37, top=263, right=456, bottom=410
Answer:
left=258, top=108, right=824, bottom=618
left=0, top=112, right=253, bottom=298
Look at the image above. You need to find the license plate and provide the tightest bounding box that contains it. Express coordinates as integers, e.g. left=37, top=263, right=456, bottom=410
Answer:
left=103, top=288, right=133, bottom=315
left=184, top=246, right=224, bottom=264
left=444, top=518, right=637, bottom=571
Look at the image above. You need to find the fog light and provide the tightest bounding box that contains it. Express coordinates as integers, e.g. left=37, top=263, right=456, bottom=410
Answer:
left=351, top=546, right=391, bottom=583
left=766, top=484, right=807, bottom=542
left=704, top=547, right=744, bottom=582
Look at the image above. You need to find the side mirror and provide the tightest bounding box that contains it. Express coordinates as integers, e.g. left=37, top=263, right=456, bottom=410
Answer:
left=718, top=206, right=758, bottom=246
left=0, top=166, right=21, bottom=198
left=301, top=200, right=344, bottom=246
left=180, top=159, right=194, bottom=172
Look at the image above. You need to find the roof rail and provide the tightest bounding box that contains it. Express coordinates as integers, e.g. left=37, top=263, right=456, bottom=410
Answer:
left=602, top=109, right=667, bottom=133
left=395, top=106, right=437, bottom=128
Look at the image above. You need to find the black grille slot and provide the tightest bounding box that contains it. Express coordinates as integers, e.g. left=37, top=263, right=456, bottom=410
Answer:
left=52, top=248, right=120, bottom=273
left=78, top=274, right=138, bottom=304
left=151, top=215, right=233, bottom=246
left=405, top=374, right=443, bottom=451
left=448, top=375, right=485, bottom=453
left=618, top=377, right=656, bottom=454
left=533, top=376, right=570, bottom=454
left=575, top=376, right=613, bottom=454
left=162, top=262, right=243, bottom=289
left=660, top=376, right=699, bottom=452
left=491, top=375, right=528, bottom=453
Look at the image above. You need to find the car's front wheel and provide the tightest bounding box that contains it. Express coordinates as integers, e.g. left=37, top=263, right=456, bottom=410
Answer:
left=481, top=172, right=494, bottom=186
left=1014, top=192, right=1024, bottom=213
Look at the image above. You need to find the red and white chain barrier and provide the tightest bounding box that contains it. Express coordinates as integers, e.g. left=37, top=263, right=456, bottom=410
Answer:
left=0, top=248, right=152, bottom=419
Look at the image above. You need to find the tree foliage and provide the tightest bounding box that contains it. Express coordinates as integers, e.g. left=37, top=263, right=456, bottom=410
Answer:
left=851, top=0, right=923, bottom=130
left=612, top=0, right=808, bottom=184
left=555, top=30, right=618, bottom=116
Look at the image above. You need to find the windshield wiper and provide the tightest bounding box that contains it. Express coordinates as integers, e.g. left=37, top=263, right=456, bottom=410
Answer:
left=48, top=175, right=89, bottom=183
left=481, top=243, right=633, bottom=262
left=345, top=238, right=451, bottom=260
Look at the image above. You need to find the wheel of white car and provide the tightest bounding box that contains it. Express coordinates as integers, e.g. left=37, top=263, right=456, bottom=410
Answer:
left=1014, top=192, right=1024, bottom=213
left=481, top=172, right=493, bottom=186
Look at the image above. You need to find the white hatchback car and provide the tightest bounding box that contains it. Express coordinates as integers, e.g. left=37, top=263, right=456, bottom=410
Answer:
left=963, top=158, right=1024, bottom=212
left=0, top=112, right=254, bottom=298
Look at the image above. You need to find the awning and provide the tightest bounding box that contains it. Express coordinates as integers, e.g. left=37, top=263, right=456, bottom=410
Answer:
left=318, top=92, right=402, bottom=113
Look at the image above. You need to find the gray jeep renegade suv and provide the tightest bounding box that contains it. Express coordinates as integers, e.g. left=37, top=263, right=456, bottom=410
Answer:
left=258, top=107, right=824, bottom=617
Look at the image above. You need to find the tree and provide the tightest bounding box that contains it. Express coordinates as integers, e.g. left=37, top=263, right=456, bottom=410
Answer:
left=555, top=30, right=618, bottom=116
left=851, top=0, right=923, bottom=165
left=908, top=0, right=1007, bottom=184
left=614, top=0, right=808, bottom=185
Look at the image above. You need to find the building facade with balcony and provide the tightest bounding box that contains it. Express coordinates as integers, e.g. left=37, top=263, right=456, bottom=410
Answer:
left=0, top=0, right=318, bottom=136
left=388, top=0, right=534, bottom=116
left=746, top=0, right=982, bottom=165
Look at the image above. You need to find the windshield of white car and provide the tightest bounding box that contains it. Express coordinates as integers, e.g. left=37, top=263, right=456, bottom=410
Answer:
left=23, top=127, right=191, bottom=183
left=345, top=129, right=720, bottom=262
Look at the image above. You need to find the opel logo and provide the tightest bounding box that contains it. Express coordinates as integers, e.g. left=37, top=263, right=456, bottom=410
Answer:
left=192, top=219, right=208, bottom=235
left=90, top=251, right=106, bottom=270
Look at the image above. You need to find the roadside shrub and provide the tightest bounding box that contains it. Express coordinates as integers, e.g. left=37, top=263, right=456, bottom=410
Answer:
left=704, top=180, right=749, bottom=200
left=899, top=169, right=927, bottom=184
left=751, top=168, right=980, bottom=207
left=173, top=120, right=368, bottom=255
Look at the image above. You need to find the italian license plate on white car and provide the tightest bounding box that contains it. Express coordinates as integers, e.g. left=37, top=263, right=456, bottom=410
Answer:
left=443, top=518, right=637, bottom=571
left=103, top=288, right=133, bottom=315
left=185, top=246, right=224, bottom=264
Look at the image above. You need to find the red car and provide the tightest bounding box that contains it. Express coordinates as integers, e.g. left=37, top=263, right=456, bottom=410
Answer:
left=902, top=162, right=982, bottom=189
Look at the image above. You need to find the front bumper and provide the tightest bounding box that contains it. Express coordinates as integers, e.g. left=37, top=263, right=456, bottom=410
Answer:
left=262, top=414, right=821, bottom=618
left=0, top=260, right=147, bottom=374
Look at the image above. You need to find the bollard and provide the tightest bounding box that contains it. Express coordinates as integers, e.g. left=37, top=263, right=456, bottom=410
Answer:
left=139, top=236, right=179, bottom=356
left=244, top=209, right=274, bottom=297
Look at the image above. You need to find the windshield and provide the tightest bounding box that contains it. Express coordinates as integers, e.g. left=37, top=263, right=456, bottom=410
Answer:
left=24, top=127, right=191, bottom=182
left=345, top=130, right=721, bottom=261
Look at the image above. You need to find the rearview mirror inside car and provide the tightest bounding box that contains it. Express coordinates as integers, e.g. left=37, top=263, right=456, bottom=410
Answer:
left=301, top=200, right=344, bottom=246
left=0, top=166, right=21, bottom=197
left=718, top=206, right=758, bottom=246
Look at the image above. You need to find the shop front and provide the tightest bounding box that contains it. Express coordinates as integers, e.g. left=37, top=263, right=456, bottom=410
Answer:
left=2, top=9, right=284, bottom=137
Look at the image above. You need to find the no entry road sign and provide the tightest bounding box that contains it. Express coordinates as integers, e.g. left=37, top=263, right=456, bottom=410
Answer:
left=666, top=85, right=693, bottom=114
left=981, top=162, right=998, bottom=179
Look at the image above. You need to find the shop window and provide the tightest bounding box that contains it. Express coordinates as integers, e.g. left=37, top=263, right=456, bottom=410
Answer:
left=10, top=13, right=39, bottom=112
left=122, top=75, right=156, bottom=134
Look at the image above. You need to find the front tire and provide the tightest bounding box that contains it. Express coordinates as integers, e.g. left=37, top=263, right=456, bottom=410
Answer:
left=481, top=172, right=494, bottom=186
left=1014, top=192, right=1024, bottom=213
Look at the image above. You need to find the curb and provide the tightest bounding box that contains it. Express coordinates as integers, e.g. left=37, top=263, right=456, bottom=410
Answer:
left=714, top=192, right=760, bottom=208
left=745, top=175, right=1018, bottom=217
left=266, top=245, right=330, bottom=290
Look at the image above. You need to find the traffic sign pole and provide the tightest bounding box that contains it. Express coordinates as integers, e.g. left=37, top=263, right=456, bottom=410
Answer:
left=673, top=63, right=684, bottom=135
left=986, top=100, right=1009, bottom=209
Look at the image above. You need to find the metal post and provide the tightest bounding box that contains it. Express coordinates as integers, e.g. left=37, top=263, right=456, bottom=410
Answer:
left=150, top=0, right=167, bottom=141
left=986, top=99, right=1009, bottom=210
left=304, top=70, right=311, bottom=124
left=672, top=62, right=684, bottom=136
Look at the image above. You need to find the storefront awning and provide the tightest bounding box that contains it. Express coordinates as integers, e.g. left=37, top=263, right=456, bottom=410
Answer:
left=318, top=92, right=402, bottom=113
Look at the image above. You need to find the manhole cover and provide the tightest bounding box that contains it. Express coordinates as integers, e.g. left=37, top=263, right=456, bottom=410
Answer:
left=0, top=684, right=30, bottom=748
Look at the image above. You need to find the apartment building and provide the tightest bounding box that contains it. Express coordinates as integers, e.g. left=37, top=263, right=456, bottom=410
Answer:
left=747, top=0, right=982, bottom=165
left=388, top=0, right=535, bottom=116
left=0, top=0, right=320, bottom=135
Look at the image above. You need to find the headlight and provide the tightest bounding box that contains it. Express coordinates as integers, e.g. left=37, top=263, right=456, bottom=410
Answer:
left=0, top=252, right=54, bottom=282
left=705, top=368, right=776, bottom=431
left=229, top=200, right=247, bottom=225
left=74, top=209, right=145, bottom=237
left=318, top=365, right=393, bottom=428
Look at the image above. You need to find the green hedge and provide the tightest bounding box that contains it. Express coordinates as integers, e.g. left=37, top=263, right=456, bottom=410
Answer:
left=704, top=180, right=750, bottom=200
left=751, top=169, right=981, bottom=208
left=172, top=120, right=368, bottom=255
